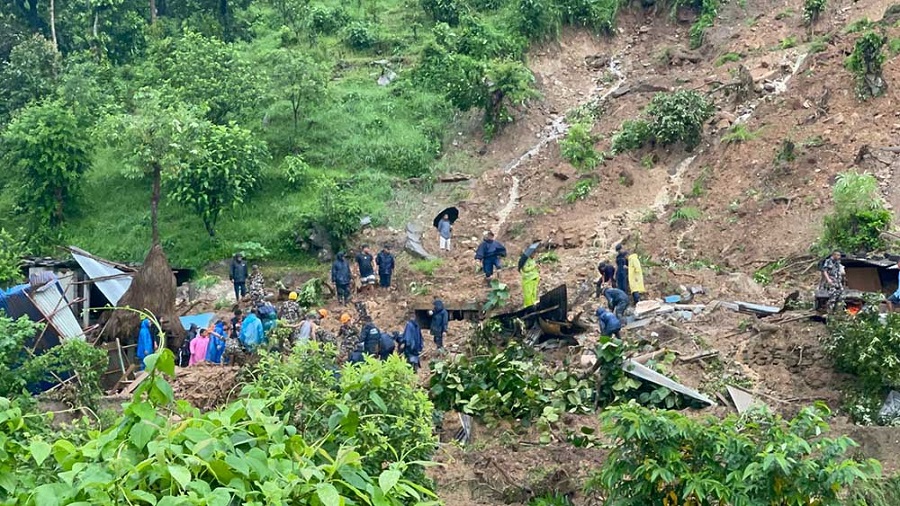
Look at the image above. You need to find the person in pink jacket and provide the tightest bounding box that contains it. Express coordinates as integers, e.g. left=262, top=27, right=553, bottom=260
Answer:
left=189, top=328, right=211, bottom=366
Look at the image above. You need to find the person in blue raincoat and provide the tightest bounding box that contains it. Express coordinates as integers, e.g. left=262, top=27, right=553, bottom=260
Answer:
left=136, top=319, right=156, bottom=371
left=475, top=231, right=507, bottom=282
left=595, top=307, right=622, bottom=338
left=429, top=299, right=449, bottom=350
left=614, top=244, right=629, bottom=296
left=401, top=314, right=424, bottom=371
left=239, top=309, right=266, bottom=352
left=331, top=252, right=352, bottom=305
left=206, top=320, right=226, bottom=364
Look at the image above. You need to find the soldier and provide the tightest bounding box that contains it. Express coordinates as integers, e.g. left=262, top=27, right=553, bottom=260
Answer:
left=279, top=292, right=302, bottom=323
left=821, top=250, right=844, bottom=313
left=248, top=265, right=266, bottom=305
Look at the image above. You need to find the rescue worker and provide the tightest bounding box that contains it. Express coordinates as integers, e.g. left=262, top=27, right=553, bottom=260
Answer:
left=229, top=253, right=248, bottom=302
left=376, top=245, right=395, bottom=289
left=136, top=319, right=155, bottom=371
left=205, top=321, right=226, bottom=364
left=600, top=286, right=630, bottom=319
left=379, top=331, right=396, bottom=360
left=338, top=313, right=358, bottom=361
left=280, top=292, right=302, bottom=323
left=239, top=309, right=265, bottom=352
left=356, top=245, right=377, bottom=296
left=518, top=250, right=540, bottom=307
left=430, top=299, right=449, bottom=350
left=821, top=250, right=844, bottom=313
left=189, top=328, right=211, bottom=366
left=401, top=314, right=424, bottom=371
left=438, top=214, right=453, bottom=252
left=596, top=307, right=622, bottom=338
left=475, top=231, right=507, bottom=283
left=331, top=252, right=352, bottom=305
left=615, top=244, right=629, bottom=296
left=596, top=260, right=616, bottom=296
left=248, top=265, right=266, bottom=305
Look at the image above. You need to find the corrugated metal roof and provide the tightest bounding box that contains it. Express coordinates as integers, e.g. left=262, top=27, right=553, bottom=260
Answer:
left=31, top=282, right=85, bottom=341
left=0, top=284, right=62, bottom=352
left=71, top=251, right=133, bottom=305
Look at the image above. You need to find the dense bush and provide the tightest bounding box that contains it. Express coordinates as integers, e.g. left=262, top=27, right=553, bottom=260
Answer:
left=308, top=5, right=351, bottom=35
left=610, top=119, right=651, bottom=154
left=823, top=306, right=900, bottom=391
left=517, top=0, right=561, bottom=40
left=820, top=171, right=891, bottom=252
left=846, top=31, right=887, bottom=100
left=558, top=0, right=621, bottom=35
left=0, top=229, right=24, bottom=287
left=281, top=154, right=314, bottom=188
left=559, top=122, right=601, bottom=171
left=589, top=402, right=881, bottom=505
left=645, top=90, right=714, bottom=149
left=420, top=0, right=463, bottom=25
left=804, top=0, right=827, bottom=25
left=343, top=22, right=378, bottom=50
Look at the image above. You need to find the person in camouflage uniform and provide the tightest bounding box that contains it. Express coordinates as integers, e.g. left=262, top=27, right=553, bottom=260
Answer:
left=279, top=292, right=302, bottom=322
left=821, top=250, right=844, bottom=313
left=337, top=313, right=358, bottom=362
left=248, top=265, right=266, bottom=305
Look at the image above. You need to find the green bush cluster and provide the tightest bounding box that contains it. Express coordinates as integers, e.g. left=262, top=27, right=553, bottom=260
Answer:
left=803, top=0, right=827, bottom=25
left=820, top=171, right=890, bottom=253
left=846, top=31, right=887, bottom=100
left=0, top=229, right=24, bottom=287
left=823, top=307, right=900, bottom=392
left=588, top=402, right=881, bottom=505
left=343, top=22, right=378, bottom=50
left=611, top=90, right=713, bottom=153
left=308, top=5, right=350, bottom=35
left=559, top=122, right=602, bottom=171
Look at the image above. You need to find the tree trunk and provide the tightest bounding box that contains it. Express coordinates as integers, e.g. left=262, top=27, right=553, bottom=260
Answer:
left=151, top=163, right=161, bottom=246
left=204, top=218, right=216, bottom=237
left=150, top=0, right=157, bottom=24
left=49, top=0, right=58, bottom=51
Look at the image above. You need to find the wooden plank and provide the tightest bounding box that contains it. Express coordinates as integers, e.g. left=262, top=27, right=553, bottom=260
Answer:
left=122, top=371, right=149, bottom=395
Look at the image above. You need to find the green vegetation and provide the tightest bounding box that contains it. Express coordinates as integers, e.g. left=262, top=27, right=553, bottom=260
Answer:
left=890, top=38, right=900, bottom=55
left=753, top=258, right=786, bottom=286
left=564, top=178, right=596, bottom=203
left=536, top=251, right=559, bottom=264
left=611, top=91, right=714, bottom=154
left=845, top=17, right=876, bottom=33
left=559, top=122, right=602, bottom=171
left=0, top=230, right=24, bottom=287
left=411, top=258, right=444, bottom=276
left=722, top=124, right=759, bottom=144
left=820, top=171, right=891, bottom=252
left=587, top=402, right=881, bottom=504
left=713, top=51, right=742, bottom=66
left=803, top=0, right=826, bottom=26
left=483, top=279, right=511, bottom=311
left=670, top=205, right=701, bottom=224
left=846, top=31, right=888, bottom=100
left=780, top=35, right=798, bottom=49
left=824, top=307, right=900, bottom=395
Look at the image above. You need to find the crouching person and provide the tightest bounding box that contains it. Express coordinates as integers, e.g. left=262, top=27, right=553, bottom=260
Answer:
left=596, top=307, right=622, bottom=339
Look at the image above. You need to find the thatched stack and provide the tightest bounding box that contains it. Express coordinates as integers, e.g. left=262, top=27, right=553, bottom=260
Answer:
left=103, top=244, right=185, bottom=350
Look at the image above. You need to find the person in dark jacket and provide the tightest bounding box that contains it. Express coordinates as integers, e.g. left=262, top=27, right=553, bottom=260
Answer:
left=429, top=299, right=449, bottom=350
left=331, top=252, right=352, bottom=305
left=600, top=286, right=629, bottom=318
left=376, top=245, right=395, bottom=289
left=348, top=342, right=366, bottom=364
left=229, top=253, right=248, bottom=302
left=474, top=232, right=507, bottom=282
left=596, top=260, right=616, bottom=296
left=614, top=245, right=629, bottom=296
left=378, top=331, right=396, bottom=360
left=595, top=307, right=622, bottom=338
left=401, top=316, right=424, bottom=371
left=356, top=245, right=376, bottom=296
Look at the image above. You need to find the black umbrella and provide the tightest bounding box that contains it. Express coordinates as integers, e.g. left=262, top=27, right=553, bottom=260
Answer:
left=433, top=207, right=460, bottom=228
left=524, top=241, right=542, bottom=257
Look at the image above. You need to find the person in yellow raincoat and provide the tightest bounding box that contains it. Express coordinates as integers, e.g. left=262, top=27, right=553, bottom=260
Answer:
left=627, top=253, right=645, bottom=303
left=518, top=250, right=540, bottom=307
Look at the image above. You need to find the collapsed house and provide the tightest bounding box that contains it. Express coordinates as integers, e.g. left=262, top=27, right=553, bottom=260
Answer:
left=814, top=254, right=899, bottom=311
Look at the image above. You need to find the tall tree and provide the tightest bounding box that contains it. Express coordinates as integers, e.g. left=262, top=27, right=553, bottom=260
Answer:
left=167, top=123, right=268, bottom=236
left=100, top=90, right=204, bottom=245
left=0, top=34, right=60, bottom=123
left=267, top=49, right=327, bottom=148
left=2, top=98, right=90, bottom=228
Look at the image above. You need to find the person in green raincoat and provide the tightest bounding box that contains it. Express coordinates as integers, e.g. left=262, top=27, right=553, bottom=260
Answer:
left=518, top=250, right=540, bottom=307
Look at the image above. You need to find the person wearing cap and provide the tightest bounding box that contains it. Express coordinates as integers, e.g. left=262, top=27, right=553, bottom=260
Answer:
left=614, top=244, right=629, bottom=296
left=595, top=307, right=622, bottom=338
left=279, top=292, right=302, bottom=324
left=376, top=245, right=395, bottom=289
left=229, top=253, right=248, bottom=302
left=338, top=313, right=358, bottom=361
left=475, top=231, right=507, bottom=283
left=356, top=245, right=377, bottom=296
left=331, top=252, right=352, bottom=305
left=401, top=314, right=423, bottom=370
left=821, top=250, right=844, bottom=313
left=429, top=299, right=449, bottom=350
left=362, top=326, right=381, bottom=357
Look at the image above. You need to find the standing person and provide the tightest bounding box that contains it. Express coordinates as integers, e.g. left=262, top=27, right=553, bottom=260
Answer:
left=229, top=253, right=248, bottom=302
left=627, top=253, right=645, bottom=304
left=136, top=319, right=156, bottom=371
left=248, top=265, right=266, bottom=305
left=475, top=232, right=507, bottom=283
left=595, top=307, right=622, bottom=338
left=401, top=314, right=424, bottom=371
left=296, top=313, right=318, bottom=344
left=206, top=321, right=226, bottom=364
left=355, top=245, right=376, bottom=296
left=887, top=260, right=900, bottom=312
left=177, top=324, right=197, bottom=368
left=518, top=250, right=540, bottom=307
left=600, top=287, right=629, bottom=319
left=338, top=313, right=358, bottom=361
left=189, top=328, right=211, bottom=366
left=596, top=260, right=616, bottom=296
left=429, top=299, right=449, bottom=350
left=239, top=309, right=265, bottom=352
left=280, top=292, right=302, bottom=323
left=437, top=214, right=453, bottom=252
left=615, top=244, right=629, bottom=296
left=331, top=252, right=352, bottom=305
left=376, top=245, right=395, bottom=289
left=821, top=250, right=845, bottom=313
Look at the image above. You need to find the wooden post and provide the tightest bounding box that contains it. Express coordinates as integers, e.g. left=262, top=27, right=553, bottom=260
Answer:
left=82, top=282, right=91, bottom=328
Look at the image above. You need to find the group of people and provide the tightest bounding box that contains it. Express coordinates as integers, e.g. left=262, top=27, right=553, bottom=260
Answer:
left=331, top=244, right=396, bottom=305
left=229, top=253, right=266, bottom=304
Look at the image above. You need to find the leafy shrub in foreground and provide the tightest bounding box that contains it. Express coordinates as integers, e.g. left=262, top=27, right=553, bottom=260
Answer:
left=344, top=22, right=378, bottom=50
left=588, top=402, right=881, bottom=505
left=823, top=306, right=900, bottom=391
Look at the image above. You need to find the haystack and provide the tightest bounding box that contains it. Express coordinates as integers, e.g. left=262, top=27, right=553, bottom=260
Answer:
left=103, top=244, right=185, bottom=349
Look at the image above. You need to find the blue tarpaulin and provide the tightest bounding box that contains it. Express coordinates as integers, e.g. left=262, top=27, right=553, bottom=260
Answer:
left=179, top=313, right=215, bottom=331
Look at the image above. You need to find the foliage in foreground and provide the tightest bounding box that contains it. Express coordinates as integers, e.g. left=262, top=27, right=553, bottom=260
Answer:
left=588, top=402, right=881, bottom=506
left=0, top=337, right=438, bottom=505
left=820, top=171, right=891, bottom=253
left=242, top=343, right=437, bottom=486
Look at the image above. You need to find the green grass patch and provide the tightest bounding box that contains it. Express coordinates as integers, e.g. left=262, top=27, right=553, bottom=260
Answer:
left=722, top=124, right=760, bottom=144
left=410, top=258, right=444, bottom=277
left=845, top=18, right=875, bottom=33
left=779, top=36, right=798, bottom=49
left=714, top=52, right=742, bottom=66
